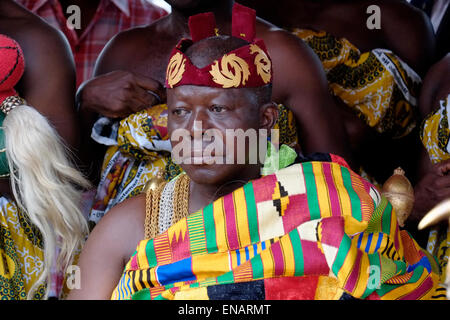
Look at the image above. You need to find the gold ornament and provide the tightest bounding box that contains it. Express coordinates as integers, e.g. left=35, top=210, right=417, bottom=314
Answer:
left=250, top=44, right=271, bottom=84
left=209, top=53, right=250, bottom=88
left=166, top=52, right=186, bottom=88
left=381, top=167, right=414, bottom=227
left=143, top=170, right=166, bottom=193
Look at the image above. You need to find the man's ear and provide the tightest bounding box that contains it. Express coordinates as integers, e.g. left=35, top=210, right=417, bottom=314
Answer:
left=259, top=102, right=278, bottom=131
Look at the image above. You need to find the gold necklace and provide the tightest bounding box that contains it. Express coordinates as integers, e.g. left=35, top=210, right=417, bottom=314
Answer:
left=172, top=173, right=190, bottom=227
left=144, top=173, right=190, bottom=239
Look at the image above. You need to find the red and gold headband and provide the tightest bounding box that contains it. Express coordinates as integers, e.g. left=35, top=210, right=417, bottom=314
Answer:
left=165, top=3, right=272, bottom=89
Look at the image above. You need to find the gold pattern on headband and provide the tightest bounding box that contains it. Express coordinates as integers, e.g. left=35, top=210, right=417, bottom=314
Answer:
left=209, top=54, right=250, bottom=88
left=166, top=52, right=186, bottom=88
left=250, top=44, right=271, bottom=84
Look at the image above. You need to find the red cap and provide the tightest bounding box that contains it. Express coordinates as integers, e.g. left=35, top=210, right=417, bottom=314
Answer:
left=165, top=3, right=272, bottom=89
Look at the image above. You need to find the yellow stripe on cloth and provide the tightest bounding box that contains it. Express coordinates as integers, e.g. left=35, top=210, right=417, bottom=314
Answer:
left=260, top=245, right=275, bottom=279
left=213, top=198, right=228, bottom=252
left=191, top=252, right=230, bottom=281
left=174, top=286, right=209, bottom=300
left=280, top=234, right=296, bottom=277
left=137, top=241, right=149, bottom=269
left=234, top=188, right=251, bottom=248
left=315, top=276, right=343, bottom=300
left=312, top=162, right=332, bottom=218
left=331, top=164, right=352, bottom=219
left=351, top=254, right=371, bottom=298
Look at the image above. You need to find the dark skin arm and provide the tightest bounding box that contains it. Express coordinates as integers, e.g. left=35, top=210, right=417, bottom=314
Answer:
left=408, top=54, right=450, bottom=228
left=66, top=194, right=146, bottom=300
left=79, top=26, right=167, bottom=120
left=77, top=28, right=167, bottom=183
left=418, top=53, right=450, bottom=119
left=381, top=0, right=435, bottom=77
left=8, top=17, right=79, bottom=151
left=412, top=151, right=450, bottom=223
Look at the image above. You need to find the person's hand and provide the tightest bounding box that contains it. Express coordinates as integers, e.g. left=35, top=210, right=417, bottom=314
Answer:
left=411, top=159, right=450, bottom=224
left=79, top=70, right=166, bottom=118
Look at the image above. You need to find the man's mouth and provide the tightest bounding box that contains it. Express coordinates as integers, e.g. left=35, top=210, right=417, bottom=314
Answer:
left=179, top=148, right=227, bottom=165
left=182, top=154, right=226, bottom=165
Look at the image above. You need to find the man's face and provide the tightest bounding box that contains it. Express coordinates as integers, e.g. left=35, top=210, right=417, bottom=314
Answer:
left=167, top=85, right=266, bottom=186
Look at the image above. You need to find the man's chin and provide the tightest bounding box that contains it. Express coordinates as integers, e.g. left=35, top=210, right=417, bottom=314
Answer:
left=181, top=163, right=233, bottom=185
left=181, top=161, right=261, bottom=187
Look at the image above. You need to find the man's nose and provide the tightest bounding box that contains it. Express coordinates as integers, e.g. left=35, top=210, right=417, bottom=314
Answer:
left=188, top=109, right=211, bottom=138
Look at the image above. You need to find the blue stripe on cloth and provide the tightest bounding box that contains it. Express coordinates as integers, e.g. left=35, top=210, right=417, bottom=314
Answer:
left=365, top=233, right=373, bottom=252
left=117, top=276, right=123, bottom=299
left=245, top=246, right=250, bottom=261
left=357, top=233, right=364, bottom=249
left=118, top=273, right=127, bottom=299
left=125, top=276, right=131, bottom=299
left=407, top=256, right=432, bottom=273
left=374, top=233, right=383, bottom=252
left=156, top=257, right=196, bottom=286
left=236, top=249, right=241, bottom=266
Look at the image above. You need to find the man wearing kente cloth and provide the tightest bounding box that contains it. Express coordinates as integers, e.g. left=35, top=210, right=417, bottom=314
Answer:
left=80, top=1, right=355, bottom=226
left=68, top=8, right=443, bottom=300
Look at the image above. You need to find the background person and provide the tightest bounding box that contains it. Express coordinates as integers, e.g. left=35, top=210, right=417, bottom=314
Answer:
left=15, top=0, right=168, bottom=87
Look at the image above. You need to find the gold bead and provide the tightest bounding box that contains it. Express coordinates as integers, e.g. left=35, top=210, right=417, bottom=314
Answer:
left=143, top=170, right=165, bottom=193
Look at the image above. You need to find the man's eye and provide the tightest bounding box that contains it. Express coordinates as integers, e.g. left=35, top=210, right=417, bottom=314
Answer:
left=211, top=105, right=227, bottom=113
left=173, top=109, right=188, bottom=116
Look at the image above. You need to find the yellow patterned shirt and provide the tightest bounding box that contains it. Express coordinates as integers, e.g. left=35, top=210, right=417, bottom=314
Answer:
left=292, top=29, right=422, bottom=138
left=0, top=197, right=46, bottom=299
left=420, top=95, right=450, bottom=164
